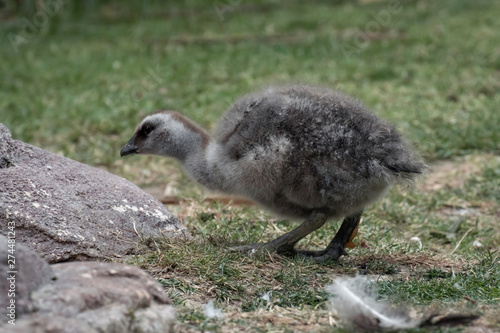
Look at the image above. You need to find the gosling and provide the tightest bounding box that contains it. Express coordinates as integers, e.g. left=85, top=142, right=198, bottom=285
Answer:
left=120, top=85, right=426, bottom=261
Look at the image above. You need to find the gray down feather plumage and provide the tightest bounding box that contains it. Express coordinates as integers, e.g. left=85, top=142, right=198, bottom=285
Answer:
left=123, top=84, right=426, bottom=221
left=210, top=85, right=425, bottom=218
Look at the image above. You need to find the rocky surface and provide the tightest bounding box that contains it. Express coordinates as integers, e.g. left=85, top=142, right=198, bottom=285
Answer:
left=0, top=123, right=189, bottom=263
left=0, top=235, right=54, bottom=316
left=0, top=235, right=176, bottom=333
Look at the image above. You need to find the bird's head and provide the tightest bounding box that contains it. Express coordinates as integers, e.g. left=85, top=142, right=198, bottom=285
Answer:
left=120, top=111, right=209, bottom=160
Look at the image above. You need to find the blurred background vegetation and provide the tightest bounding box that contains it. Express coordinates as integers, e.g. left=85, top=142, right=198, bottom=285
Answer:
left=1, top=0, right=499, bottom=177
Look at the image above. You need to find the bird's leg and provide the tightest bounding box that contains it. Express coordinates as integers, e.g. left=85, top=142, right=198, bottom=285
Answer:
left=231, top=210, right=329, bottom=256
left=295, top=211, right=363, bottom=262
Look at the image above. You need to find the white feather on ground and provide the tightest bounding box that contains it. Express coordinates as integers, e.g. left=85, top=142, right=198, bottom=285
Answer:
left=326, top=276, right=418, bottom=331
left=202, top=300, right=225, bottom=320
left=326, top=276, right=479, bottom=331
left=261, top=292, right=271, bottom=301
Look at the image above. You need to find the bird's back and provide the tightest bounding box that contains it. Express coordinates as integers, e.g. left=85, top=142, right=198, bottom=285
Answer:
left=214, top=85, right=425, bottom=218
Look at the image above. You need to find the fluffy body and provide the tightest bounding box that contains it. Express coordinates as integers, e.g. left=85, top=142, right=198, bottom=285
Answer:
left=121, top=84, right=425, bottom=259
left=198, top=85, right=422, bottom=219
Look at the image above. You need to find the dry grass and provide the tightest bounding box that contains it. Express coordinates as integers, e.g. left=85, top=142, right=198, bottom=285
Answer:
left=119, top=153, right=500, bottom=332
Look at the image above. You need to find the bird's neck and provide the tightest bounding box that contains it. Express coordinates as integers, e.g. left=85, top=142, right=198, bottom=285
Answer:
left=182, top=140, right=233, bottom=193
left=166, top=114, right=235, bottom=193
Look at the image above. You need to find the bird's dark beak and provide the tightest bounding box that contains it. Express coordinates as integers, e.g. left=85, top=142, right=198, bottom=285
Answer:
left=120, top=136, right=138, bottom=157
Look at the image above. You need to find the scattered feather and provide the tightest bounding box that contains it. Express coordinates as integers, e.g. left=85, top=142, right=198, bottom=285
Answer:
left=327, top=276, right=417, bottom=331
left=261, top=292, right=271, bottom=301
left=202, top=300, right=224, bottom=320
left=410, top=236, right=422, bottom=251
left=420, top=313, right=480, bottom=328
left=326, top=276, right=479, bottom=331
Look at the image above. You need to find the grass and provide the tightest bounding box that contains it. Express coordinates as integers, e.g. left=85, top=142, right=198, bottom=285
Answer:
left=1, top=0, right=499, bottom=331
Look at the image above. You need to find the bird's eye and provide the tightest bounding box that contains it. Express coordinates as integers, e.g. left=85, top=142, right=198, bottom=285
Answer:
left=142, top=125, right=153, bottom=135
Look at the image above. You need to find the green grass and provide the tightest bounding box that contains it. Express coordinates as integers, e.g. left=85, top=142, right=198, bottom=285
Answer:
left=379, top=252, right=499, bottom=305
left=1, top=0, right=499, bottom=331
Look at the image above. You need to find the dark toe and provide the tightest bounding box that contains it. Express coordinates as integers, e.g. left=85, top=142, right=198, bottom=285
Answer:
left=314, top=243, right=348, bottom=262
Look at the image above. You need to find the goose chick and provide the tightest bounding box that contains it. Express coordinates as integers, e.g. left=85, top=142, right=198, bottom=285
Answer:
left=120, top=85, right=426, bottom=261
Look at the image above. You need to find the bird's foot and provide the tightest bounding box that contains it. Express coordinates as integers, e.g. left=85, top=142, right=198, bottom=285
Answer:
left=231, top=242, right=296, bottom=257
left=295, top=243, right=348, bottom=263
left=231, top=242, right=348, bottom=262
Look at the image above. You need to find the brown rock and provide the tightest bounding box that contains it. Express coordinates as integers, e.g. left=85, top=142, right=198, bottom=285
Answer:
left=0, top=123, right=189, bottom=263
left=0, top=235, right=176, bottom=333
